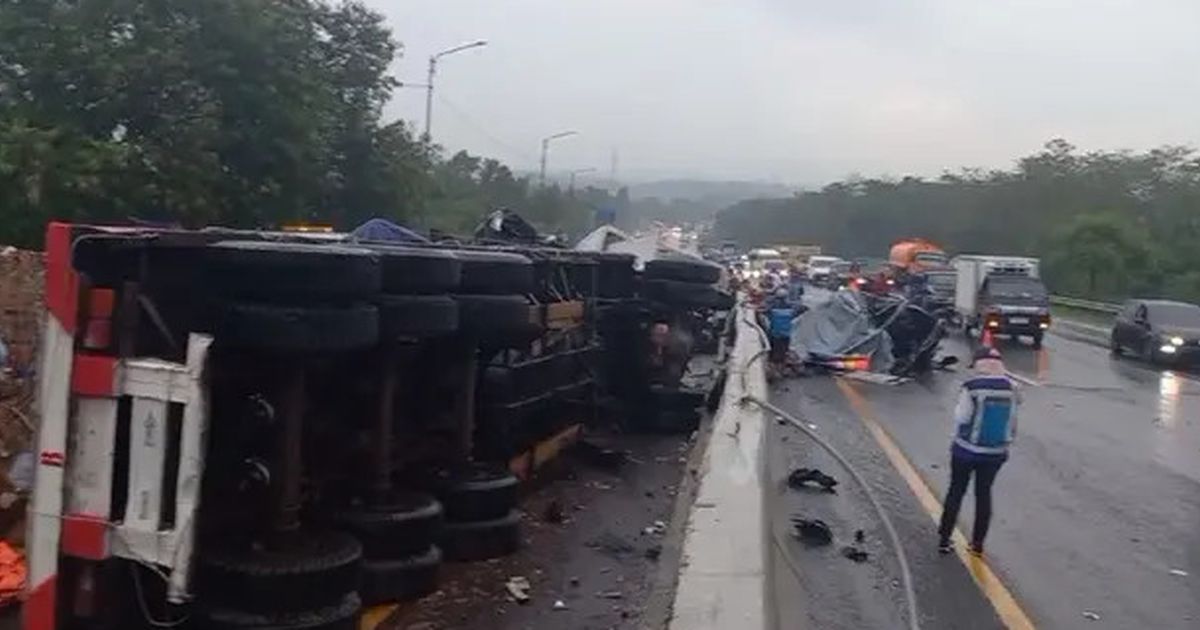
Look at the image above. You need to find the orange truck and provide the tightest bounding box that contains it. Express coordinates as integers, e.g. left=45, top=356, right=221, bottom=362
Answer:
left=888, top=238, right=949, bottom=274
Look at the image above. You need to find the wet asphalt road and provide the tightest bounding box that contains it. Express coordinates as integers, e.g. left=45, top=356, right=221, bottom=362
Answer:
left=767, top=292, right=1200, bottom=629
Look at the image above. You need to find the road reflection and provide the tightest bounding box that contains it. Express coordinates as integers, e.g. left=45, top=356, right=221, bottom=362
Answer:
left=1157, top=370, right=1180, bottom=428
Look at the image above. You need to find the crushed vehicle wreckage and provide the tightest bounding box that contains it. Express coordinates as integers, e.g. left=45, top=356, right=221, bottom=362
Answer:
left=789, top=290, right=958, bottom=378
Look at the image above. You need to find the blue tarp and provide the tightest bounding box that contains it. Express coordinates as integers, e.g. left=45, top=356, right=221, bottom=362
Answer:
left=350, top=218, right=429, bottom=244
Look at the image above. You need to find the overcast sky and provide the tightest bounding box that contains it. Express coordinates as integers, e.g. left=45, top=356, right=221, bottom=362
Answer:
left=371, top=0, right=1200, bottom=185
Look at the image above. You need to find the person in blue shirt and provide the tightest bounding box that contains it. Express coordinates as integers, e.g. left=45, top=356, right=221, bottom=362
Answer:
left=766, top=289, right=797, bottom=366
left=937, top=345, right=1019, bottom=556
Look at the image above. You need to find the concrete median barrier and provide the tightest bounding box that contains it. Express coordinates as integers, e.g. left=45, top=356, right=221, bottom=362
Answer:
left=669, top=305, right=768, bottom=630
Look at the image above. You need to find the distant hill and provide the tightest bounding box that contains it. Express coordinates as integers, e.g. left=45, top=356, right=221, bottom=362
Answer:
left=624, top=179, right=795, bottom=228
left=627, top=179, right=794, bottom=203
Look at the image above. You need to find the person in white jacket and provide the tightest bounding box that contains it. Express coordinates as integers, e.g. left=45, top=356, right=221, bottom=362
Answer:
left=937, top=346, right=1019, bottom=556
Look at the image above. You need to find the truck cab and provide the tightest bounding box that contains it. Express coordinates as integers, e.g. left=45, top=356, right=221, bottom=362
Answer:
left=954, top=255, right=1050, bottom=348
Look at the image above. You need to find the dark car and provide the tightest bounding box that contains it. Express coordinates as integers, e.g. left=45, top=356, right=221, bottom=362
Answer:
left=1111, top=299, right=1200, bottom=364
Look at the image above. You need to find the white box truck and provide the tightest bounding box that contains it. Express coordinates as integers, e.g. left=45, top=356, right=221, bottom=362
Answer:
left=953, top=255, right=1051, bottom=347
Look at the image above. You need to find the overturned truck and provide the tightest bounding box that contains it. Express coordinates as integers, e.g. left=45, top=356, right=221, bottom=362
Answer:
left=23, top=221, right=732, bottom=630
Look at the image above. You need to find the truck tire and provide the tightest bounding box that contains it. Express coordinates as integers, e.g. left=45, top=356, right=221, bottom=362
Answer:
left=331, top=494, right=443, bottom=560
left=1110, top=333, right=1123, bottom=356
left=1031, top=332, right=1044, bottom=349
left=216, top=302, right=378, bottom=353
left=207, top=241, right=381, bottom=300
left=650, top=386, right=706, bottom=412
left=455, top=250, right=535, bottom=294
left=197, top=531, right=362, bottom=613
left=642, top=280, right=734, bottom=310
left=363, top=245, right=462, bottom=295
left=199, top=592, right=361, bottom=630
left=595, top=253, right=637, bottom=298
left=455, top=295, right=543, bottom=344
left=439, top=510, right=521, bottom=562
left=359, top=547, right=441, bottom=605
left=432, top=464, right=520, bottom=523
left=644, top=258, right=722, bottom=285
left=377, top=295, right=458, bottom=340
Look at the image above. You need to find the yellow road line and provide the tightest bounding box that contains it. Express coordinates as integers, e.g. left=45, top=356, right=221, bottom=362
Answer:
left=835, top=378, right=1036, bottom=630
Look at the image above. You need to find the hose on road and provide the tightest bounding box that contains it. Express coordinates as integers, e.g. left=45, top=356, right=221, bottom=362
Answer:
left=743, top=394, right=922, bottom=630
left=736, top=310, right=921, bottom=630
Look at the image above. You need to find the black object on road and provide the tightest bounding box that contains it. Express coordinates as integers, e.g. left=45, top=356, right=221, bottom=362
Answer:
left=787, top=467, right=839, bottom=493
left=841, top=545, right=870, bottom=563
left=790, top=517, right=834, bottom=546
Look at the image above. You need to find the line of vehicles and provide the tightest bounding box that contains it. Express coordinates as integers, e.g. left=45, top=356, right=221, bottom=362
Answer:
left=726, top=238, right=1052, bottom=348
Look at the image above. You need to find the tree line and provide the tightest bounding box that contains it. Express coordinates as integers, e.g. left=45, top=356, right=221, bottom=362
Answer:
left=716, top=139, right=1200, bottom=302
left=0, top=0, right=618, bottom=248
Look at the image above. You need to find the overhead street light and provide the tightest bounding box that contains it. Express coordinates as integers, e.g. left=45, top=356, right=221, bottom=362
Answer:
left=539, top=131, right=579, bottom=188
left=424, top=40, right=488, bottom=141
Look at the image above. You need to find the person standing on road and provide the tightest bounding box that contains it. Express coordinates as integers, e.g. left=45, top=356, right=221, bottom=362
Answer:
left=766, top=289, right=797, bottom=367
left=937, top=346, right=1018, bottom=556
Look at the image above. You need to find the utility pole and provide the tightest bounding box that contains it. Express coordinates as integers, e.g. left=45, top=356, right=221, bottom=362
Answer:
left=422, top=40, right=488, bottom=142
left=538, top=131, right=578, bottom=187
left=609, top=148, right=619, bottom=190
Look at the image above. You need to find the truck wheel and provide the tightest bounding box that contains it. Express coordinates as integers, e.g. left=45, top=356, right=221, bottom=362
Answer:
left=378, top=295, right=458, bottom=340
left=643, top=280, right=735, bottom=310
left=216, top=302, right=378, bottom=353
left=433, top=464, right=519, bottom=522
left=439, top=510, right=521, bottom=562
left=644, top=258, right=722, bottom=284
left=197, top=531, right=362, bottom=613
left=455, top=250, right=535, bottom=294
left=595, top=253, right=637, bottom=298
left=650, top=386, right=706, bottom=412
left=363, top=245, right=462, bottom=295
left=455, top=295, right=543, bottom=345
left=1110, top=334, right=1123, bottom=356
left=1031, top=332, right=1044, bottom=349
left=359, top=547, right=442, bottom=605
left=207, top=241, right=381, bottom=300
left=200, top=592, right=361, bottom=630
left=331, top=494, right=443, bottom=560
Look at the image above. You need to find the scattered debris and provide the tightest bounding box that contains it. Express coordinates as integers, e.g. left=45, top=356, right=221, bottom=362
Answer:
left=598, top=591, right=624, bottom=600
left=790, top=517, right=833, bottom=546
left=577, top=440, right=626, bottom=471
left=1169, top=569, right=1189, bottom=577
left=644, top=545, right=662, bottom=561
left=642, top=520, right=667, bottom=536
left=505, top=576, right=531, bottom=604
left=588, top=532, right=636, bottom=558
left=543, top=499, right=565, bottom=524
left=854, top=529, right=865, bottom=543
left=841, top=545, right=869, bottom=563
left=787, top=468, right=839, bottom=493
left=552, top=599, right=568, bottom=611
left=1082, top=611, right=1101, bottom=621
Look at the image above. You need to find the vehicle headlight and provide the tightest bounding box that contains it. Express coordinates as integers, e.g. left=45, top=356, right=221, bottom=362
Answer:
left=1161, top=344, right=1178, bottom=354
left=1170, top=336, right=1185, bottom=346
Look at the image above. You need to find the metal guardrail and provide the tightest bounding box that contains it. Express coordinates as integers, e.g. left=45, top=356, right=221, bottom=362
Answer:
left=1050, top=295, right=1121, bottom=314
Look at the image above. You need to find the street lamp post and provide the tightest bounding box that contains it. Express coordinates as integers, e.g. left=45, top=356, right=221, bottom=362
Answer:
left=539, top=131, right=578, bottom=188
left=424, top=40, right=487, bottom=141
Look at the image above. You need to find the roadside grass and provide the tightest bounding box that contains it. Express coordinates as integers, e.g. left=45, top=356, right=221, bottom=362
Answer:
left=1052, top=304, right=1114, bottom=329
